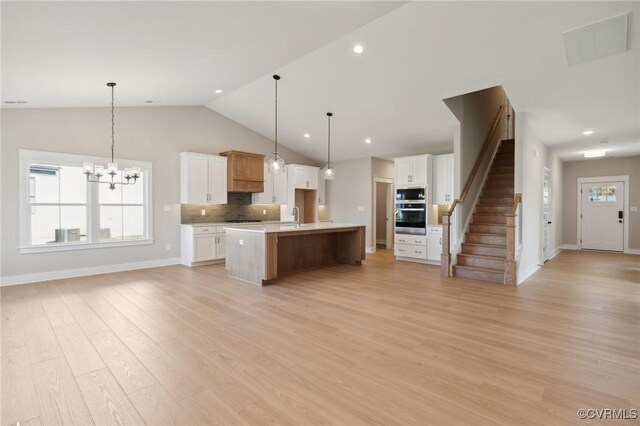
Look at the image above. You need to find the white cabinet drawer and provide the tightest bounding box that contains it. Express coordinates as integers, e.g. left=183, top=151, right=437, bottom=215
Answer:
left=193, top=227, right=216, bottom=235
left=394, top=243, right=427, bottom=259
left=395, top=235, right=427, bottom=246
left=427, top=226, right=442, bottom=235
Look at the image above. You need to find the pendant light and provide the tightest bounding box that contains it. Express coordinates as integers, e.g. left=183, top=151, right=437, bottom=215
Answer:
left=322, top=112, right=335, bottom=180
left=83, top=82, right=140, bottom=190
left=266, top=74, right=285, bottom=174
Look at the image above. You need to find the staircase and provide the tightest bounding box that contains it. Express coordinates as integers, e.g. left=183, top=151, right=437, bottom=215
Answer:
left=453, top=139, right=514, bottom=283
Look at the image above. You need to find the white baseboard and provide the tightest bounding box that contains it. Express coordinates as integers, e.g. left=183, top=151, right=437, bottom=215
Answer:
left=624, top=248, right=640, bottom=255
left=561, top=244, right=578, bottom=250
left=0, top=257, right=182, bottom=287
left=549, top=247, right=561, bottom=260
left=517, top=263, right=540, bottom=285
left=366, top=246, right=376, bottom=253
left=376, top=239, right=386, bottom=245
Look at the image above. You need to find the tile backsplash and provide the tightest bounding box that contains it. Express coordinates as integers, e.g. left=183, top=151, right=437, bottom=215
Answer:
left=181, top=193, right=281, bottom=223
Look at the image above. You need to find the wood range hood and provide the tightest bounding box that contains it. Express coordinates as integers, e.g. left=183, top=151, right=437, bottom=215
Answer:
left=219, top=150, right=265, bottom=193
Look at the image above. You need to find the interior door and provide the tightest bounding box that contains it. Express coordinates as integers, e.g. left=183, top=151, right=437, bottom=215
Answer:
left=542, top=168, right=551, bottom=262
left=581, top=182, right=624, bottom=251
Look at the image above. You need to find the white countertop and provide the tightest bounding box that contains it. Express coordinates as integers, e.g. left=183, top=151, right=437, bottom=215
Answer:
left=181, top=220, right=290, bottom=227
left=224, top=222, right=362, bottom=234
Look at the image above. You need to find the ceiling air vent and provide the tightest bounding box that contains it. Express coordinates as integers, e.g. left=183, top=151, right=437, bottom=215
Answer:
left=562, top=12, right=630, bottom=66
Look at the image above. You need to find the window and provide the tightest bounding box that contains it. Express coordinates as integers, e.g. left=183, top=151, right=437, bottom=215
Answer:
left=588, top=185, right=617, bottom=202
left=19, top=150, right=153, bottom=253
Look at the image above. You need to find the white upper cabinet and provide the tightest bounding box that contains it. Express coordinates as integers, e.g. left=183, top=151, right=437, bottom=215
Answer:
left=395, top=159, right=413, bottom=186
left=273, top=168, right=288, bottom=204
left=433, top=154, right=454, bottom=204
left=292, top=165, right=318, bottom=190
left=180, top=152, right=228, bottom=204
left=317, top=169, right=326, bottom=205
left=411, top=157, right=429, bottom=185
left=252, top=163, right=289, bottom=205
left=394, top=155, right=431, bottom=186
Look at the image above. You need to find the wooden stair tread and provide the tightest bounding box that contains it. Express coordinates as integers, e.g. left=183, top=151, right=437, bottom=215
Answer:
left=458, top=253, right=505, bottom=261
left=453, top=264, right=504, bottom=274
left=461, top=242, right=506, bottom=249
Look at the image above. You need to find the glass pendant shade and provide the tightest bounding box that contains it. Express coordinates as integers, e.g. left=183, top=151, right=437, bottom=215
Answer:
left=266, top=153, right=286, bottom=174
left=322, top=164, right=335, bottom=180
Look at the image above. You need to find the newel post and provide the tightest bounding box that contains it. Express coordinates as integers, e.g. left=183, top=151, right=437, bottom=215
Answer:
left=504, top=213, right=517, bottom=286
left=441, top=213, right=451, bottom=277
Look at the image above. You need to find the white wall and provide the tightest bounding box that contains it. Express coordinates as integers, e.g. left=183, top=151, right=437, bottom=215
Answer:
left=1, top=106, right=313, bottom=283
left=515, top=112, right=563, bottom=283
left=326, top=157, right=373, bottom=249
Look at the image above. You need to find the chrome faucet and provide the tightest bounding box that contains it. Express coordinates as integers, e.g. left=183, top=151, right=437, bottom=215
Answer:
left=292, top=206, right=300, bottom=227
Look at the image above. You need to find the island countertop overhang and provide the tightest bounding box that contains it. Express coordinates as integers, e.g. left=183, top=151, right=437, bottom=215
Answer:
left=224, top=222, right=363, bottom=234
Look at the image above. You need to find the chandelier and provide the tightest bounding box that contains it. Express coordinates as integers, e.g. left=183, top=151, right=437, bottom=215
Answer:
left=83, top=82, right=140, bottom=190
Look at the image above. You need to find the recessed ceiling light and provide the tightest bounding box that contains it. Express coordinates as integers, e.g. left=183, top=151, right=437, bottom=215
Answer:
left=364, top=138, right=372, bottom=144
left=584, top=150, right=605, bottom=158
left=303, top=133, right=310, bottom=139
left=215, top=89, right=223, bottom=94
left=353, top=44, right=364, bottom=54
left=583, top=130, right=594, bottom=135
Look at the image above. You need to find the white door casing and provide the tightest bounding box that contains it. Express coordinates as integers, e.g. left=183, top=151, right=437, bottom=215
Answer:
left=542, top=167, right=551, bottom=262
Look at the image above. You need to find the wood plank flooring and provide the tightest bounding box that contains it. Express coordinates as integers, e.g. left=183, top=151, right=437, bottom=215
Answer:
left=1, top=249, right=638, bottom=425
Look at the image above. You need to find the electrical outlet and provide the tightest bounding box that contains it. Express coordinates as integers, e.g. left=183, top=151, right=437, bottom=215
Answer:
left=163, top=205, right=170, bottom=212
left=263, top=209, right=267, bottom=215
left=201, top=209, right=206, bottom=216
left=165, top=244, right=171, bottom=251
left=239, top=239, right=244, bottom=245
left=631, top=206, right=638, bottom=212
left=357, top=206, right=365, bottom=211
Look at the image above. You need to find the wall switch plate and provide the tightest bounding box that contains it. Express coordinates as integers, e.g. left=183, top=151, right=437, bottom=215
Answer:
left=165, top=244, right=171, bottom=251
left=263, top=209, right=267, bottom=215
left=164, top=205, right=171, bottom=212
left=631, top=206, right=638, bottom=212
left=357, top=206, right=365, bottom=211
left=201, top=209, right=206, bottom=216
left=239, top=239, right=244, bottom=245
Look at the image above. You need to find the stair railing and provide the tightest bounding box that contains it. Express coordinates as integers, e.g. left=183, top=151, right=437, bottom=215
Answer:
left=441, top=105, right=505, bottom=277
left=504, top=193, right=522, bottom=285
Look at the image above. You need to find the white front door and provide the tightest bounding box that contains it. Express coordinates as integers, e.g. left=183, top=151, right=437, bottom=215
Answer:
left=542, top=168, right=551, bottom=262
left=581, top=181, right=624, bottom=251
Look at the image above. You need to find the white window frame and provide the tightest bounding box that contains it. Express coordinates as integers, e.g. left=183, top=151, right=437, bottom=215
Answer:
left=19, top=149, right=154, bottom=254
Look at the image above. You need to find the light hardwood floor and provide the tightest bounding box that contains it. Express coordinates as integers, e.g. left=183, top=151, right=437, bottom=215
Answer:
left=1, top=249, right=638, bottom=425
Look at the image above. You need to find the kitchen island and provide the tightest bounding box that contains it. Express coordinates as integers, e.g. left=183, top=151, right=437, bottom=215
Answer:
left=225, top=223, right=366, bottom=286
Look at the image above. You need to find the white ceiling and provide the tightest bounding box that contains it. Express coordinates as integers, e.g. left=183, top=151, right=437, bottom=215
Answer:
left=208, top=1, right=639, bottom=162
left=3, top=1, right=639, bottom=163
left=1, top=1, right=403, bottom=107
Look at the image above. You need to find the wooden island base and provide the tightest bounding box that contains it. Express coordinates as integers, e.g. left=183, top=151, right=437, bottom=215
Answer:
left=225, top=224, right=365, bottom=286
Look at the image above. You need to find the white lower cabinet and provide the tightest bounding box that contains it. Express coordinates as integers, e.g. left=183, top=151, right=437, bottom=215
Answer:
left=394, top=234, right=427, bottom=260
left=427, top=226, right=443, bottom=262
left=181, top=225, right=226, bottom=266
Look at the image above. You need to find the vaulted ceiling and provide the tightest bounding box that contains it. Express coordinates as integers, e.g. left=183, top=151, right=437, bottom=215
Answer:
left=2, top=1, right=638, bottom=162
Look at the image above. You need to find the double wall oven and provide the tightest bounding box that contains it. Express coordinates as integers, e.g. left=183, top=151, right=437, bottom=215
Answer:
left=395, top=186, right=427, bottom=235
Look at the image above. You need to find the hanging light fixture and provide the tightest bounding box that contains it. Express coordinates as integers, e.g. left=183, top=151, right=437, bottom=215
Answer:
left=83, top=82, right=140, bottom=190
left=266, top=74, right=286, bottom=174
left=322, top=112, right=335, bottom=180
